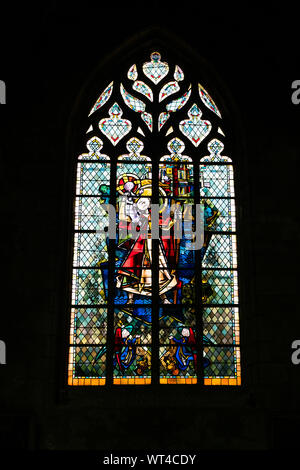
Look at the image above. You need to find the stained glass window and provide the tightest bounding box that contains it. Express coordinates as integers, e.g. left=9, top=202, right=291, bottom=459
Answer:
left=68, top=51, right=241, bottom=386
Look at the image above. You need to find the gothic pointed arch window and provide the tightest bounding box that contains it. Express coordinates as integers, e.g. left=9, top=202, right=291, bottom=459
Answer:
left=67, top=51, right=241, bottom=386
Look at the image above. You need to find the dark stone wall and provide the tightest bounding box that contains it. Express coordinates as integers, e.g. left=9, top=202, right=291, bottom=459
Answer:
left=1, top=1, right=299, bottom=451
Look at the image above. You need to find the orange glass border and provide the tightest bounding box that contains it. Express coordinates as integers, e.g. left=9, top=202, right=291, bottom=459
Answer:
left=160, top=378, right=197, bottom=384
left=113, top=378, right=151, bottom=385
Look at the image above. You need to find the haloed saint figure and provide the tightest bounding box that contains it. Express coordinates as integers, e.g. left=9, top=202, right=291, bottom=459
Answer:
left=116, top=177, right=178, bottom=305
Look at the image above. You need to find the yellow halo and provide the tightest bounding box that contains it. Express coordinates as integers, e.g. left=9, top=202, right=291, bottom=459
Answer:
left=136, top=183, right=167, bottom=213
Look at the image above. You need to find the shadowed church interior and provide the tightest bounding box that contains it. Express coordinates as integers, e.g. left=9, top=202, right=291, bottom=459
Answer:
left=0, top=1, right=300, bottom=451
